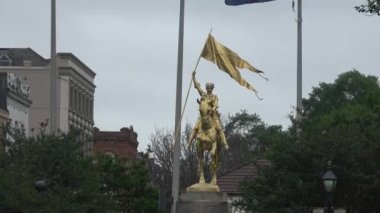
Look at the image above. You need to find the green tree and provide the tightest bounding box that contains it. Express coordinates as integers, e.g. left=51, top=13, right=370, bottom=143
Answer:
left=220, top=111, right=285, bottom=174
left=239, top=70, right=380, bottom=213
left=0, top=129, right=110, bottom=212
left=0, top=126, right=159, bottom=212
left=96, top=155, right=159, bottom=213
left=356, top=0, right=380, bottom=15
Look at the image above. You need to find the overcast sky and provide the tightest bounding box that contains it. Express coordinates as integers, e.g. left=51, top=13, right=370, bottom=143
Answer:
left=1, top=0, right=379, bottom=151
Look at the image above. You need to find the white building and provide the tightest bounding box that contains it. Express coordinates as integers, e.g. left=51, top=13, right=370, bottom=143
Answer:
left=0, top=73, right=32, bottom=139
left=0, top=48, right=96, bottom=155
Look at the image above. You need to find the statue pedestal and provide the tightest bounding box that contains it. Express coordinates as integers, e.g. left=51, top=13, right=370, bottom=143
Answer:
left=176, top=189, right=229, bottom=213
left=186, top=183, right=220, bottom=192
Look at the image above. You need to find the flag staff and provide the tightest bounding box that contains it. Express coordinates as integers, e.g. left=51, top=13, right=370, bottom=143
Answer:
left=171, top=0, right=185, bottom=212
left=50, top=0, right=58, bottom=133
left=174, top=29, right=213, bottom=140
left=296, top=0, right=302, bottom=136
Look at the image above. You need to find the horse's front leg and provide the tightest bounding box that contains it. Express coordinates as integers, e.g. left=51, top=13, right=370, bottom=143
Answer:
left=210, top=142, right=218, bottom=185
left=197, top=144, right=205, bottom=184
left=188, top=128, right=199, bottom=148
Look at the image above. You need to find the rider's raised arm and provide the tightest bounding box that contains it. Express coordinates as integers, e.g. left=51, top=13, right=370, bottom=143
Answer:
left=192, top=72, right=205, bottom=96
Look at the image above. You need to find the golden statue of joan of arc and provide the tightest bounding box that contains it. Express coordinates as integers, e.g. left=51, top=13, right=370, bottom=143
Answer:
left=187, top=71, right=229, bottom=188
left=185, top=34, right=267, bottom=190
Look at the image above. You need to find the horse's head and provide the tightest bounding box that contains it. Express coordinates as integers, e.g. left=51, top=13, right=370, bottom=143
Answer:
left=198, top=97, right=213, bottom=130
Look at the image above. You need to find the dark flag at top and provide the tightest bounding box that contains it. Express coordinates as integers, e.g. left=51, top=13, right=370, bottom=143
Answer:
left=225, top=0, right=275, bottom=6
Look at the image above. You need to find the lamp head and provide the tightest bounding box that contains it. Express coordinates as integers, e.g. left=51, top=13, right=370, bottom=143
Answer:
left=35, top=179, right=48, bottom=192
left=322, top=161, right=337, bottom=193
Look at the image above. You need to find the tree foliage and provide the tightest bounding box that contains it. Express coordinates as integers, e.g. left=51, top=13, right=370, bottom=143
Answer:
left=148, top=124, right=198, bottom=190
left=239, top=70, right=380, bottom=213
left=96, top=155, right=159, bottom=213
left=356, top=0, right=380, bottom=15
left=147, top=124, right=198, bottom=212
left=221, top=111, right=285, bottom=174
left=0, top=130, right=110, bottom=212
left=0, top=127, right=159, bottom=212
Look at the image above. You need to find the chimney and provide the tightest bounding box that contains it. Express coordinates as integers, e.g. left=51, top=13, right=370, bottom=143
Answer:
left=23, top=60, right=32, bottom=67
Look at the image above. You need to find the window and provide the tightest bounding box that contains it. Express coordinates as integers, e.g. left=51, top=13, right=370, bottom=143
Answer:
left=0, top=54, right=12, bottom=66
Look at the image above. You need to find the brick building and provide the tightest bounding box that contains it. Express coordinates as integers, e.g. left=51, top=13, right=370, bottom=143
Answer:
left=93, top=126, right=139, bottom=158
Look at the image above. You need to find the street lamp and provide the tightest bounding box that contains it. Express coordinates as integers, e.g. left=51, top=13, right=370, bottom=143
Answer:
left=322, top=161, right=337, bottom=213
left=35, top=179, right=48, bottom=192
left=35, top=179, right=48, bottom=212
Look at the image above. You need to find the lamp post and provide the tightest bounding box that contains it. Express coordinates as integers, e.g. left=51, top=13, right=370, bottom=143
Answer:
left=322, top=161, right=337, bottom=213
left=35, top=179, right=48, bottom=212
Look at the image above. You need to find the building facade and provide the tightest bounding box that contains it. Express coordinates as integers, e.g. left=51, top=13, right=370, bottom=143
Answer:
left=93, top=126, right=139, bottom=159
left=0, top=73, right=32, bottom=151
left=0, top=73, right=32, bottom=133
left=0, top=48, right=96, bottom=155
left=0, top=107, right=8, bottom=151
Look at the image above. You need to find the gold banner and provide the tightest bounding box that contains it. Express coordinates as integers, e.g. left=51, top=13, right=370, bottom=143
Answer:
left=201, top=35, right=265, bottom=93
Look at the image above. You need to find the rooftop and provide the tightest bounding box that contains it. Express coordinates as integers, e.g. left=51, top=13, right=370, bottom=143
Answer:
left=0, top=48, right=49, bottom=67
left=218, top=159, right=270, bottom=194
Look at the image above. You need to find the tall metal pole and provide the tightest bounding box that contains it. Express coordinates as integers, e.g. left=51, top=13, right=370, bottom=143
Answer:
left=326, top=193, right=332, bottom=213
left=50, top=0, right=58, bottom=133
left=171, top=0, right=185, bottom=212
left=296, top=0, right=302, bottom=135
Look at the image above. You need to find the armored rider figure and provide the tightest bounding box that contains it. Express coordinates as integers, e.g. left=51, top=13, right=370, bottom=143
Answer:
left=188, top=71, right=229, bottom=150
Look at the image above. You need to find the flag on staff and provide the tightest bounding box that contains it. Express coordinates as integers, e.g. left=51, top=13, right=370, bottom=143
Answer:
left=225, top=0, right=275, bottom=6
left=201, top=35, right=267, bottom=95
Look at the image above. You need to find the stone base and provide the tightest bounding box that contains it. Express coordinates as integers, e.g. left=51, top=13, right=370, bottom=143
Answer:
left=186, top=183, right=220, bottom=192
left=176, top=191, right=229, bottom=213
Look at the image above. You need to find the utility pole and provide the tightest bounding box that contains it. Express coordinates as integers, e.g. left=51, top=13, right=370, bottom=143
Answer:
left=171, top=0, right=185, bottom=212
left=296, top=0, right=302, bottom=136
left=50, top=0, right=58, bottom=133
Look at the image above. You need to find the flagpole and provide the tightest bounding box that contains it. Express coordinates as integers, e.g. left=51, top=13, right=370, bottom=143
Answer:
left=50, top=0, right=58, bottom=133
left=296, top=0, right=302, bottom=137
left=174, top=30, right=213, bottom=140
left=174, top=31, right=211, bottom=139
left=193, top=30, right=212, bottom=72
left=172, top=0, right=185, bottom=212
